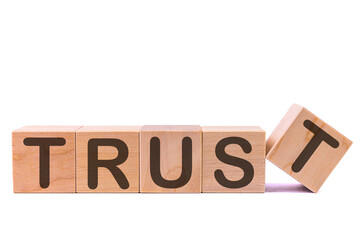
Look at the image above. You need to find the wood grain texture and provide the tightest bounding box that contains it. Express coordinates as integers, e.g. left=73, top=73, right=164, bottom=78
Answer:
left=266, top=105, right=352, bottom=192
left=202, top=126, right=265, bottom=192
left=140, top=125, right=202, bottom=193
left=76, top=126, right=140, bottom=192
left=12, top=126, right=81, bottom=193
left=266, top=104, right=303, bottom=153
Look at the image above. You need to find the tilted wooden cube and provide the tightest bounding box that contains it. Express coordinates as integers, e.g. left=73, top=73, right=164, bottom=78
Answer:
left=140, top=125, right=202, bottom=193
left=202, top=126, right=265, bottom=193
left=12, top=126, right=81, bottom=193
left=76, top=126, right=140, bottom=192
left=266, top=104, right=352, bottom=192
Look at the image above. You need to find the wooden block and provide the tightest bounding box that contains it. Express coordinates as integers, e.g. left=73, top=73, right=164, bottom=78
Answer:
left=76, top=126, right=140, bottom=192
left=266, top=104, right=352, bottom=192
left=140, top=125, right=202, bottom=193
left=202, top=126, right=265, bottom=193
left=12, top=126, right=81, bottom=193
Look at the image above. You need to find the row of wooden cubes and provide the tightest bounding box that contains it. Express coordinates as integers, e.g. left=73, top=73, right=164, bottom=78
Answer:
left=13, top=125, right=265, bottom=193
left=13, top=105, right=352, bottom=193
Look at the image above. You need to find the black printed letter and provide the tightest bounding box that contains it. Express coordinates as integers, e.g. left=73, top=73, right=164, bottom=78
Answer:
left=23, top=137, right=66, bottom=188
left=214, top=137, right=254, bottom=188
left=150, top=137, right=192, bottom=188
left=88, top=138, right=129, bottom=189
left=291, top=120, right=339, bottom=173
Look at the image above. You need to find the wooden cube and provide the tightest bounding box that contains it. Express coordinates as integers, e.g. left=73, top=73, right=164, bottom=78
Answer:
left=140, top=125, right=202, bottom=193
left=202, top=126, right=265, bottom=193
left=76, top=126, right=140, bottom=192
left=12, top=126, right=81, bottom=193
left=266, top=104, right=352, bottom=192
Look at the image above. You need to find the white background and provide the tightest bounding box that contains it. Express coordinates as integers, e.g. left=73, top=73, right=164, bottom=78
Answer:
left=0, top=1, right=359, bottom=239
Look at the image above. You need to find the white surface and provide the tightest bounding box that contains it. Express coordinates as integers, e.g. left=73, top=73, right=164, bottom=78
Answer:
left=0, top=1, right=359, bottom=239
